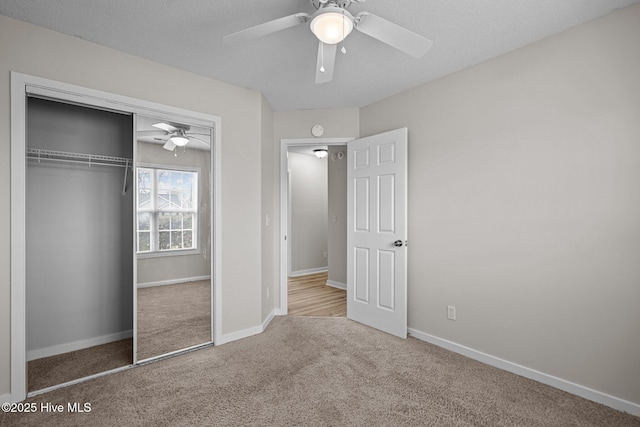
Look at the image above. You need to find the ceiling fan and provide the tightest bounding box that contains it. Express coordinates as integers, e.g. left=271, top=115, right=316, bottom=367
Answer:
left=137, top=122, right=210, bottom=152
left=223, top=0, right=433, bottom=84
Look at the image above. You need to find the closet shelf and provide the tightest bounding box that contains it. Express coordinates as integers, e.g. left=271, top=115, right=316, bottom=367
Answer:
left=27, top=148, right=132, bottom=168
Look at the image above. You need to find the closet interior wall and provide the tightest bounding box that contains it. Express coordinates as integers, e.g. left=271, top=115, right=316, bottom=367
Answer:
left=25, top=97, right=134, bottom=362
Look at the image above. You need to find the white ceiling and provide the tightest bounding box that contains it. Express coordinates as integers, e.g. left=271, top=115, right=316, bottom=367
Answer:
left=1, top=0, right=638, bottom=111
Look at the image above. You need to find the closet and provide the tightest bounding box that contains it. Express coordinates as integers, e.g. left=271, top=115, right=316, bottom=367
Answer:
left=25, top=97, right=134, bottom=391
left=11, top=73, right=219, bottom=400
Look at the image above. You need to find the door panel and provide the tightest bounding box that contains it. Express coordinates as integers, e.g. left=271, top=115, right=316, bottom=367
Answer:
left=347, top=128, right=407, bottom=338
left=377, top=249, right=395, bottom=310
left=354, top=247, right=370, bottom=302
left=378, top=174, right=395, bottom=233
left=354, top=178, right=370, bottom=231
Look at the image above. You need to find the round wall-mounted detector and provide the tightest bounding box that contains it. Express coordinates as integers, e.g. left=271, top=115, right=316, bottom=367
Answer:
left=311, top=124, right=324, bottom=137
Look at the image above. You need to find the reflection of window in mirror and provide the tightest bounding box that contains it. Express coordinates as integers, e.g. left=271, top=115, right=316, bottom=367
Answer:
left=136, top=166, right=199, bottom=255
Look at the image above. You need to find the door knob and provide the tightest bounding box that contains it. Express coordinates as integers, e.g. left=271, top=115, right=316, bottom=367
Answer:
left=393, top=240, right=403, bottom=247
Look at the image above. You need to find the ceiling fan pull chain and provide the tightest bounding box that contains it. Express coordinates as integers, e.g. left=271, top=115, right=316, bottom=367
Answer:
left=320, top=43, right=325, bottom=73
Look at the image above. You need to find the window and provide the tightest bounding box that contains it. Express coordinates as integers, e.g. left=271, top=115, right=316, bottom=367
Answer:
left=137, top=167, right=198, bottom=254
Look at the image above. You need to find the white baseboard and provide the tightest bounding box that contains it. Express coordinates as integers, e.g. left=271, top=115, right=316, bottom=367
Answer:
left=216, top=324, right=264, bottom=346
left=217, top=310, right=280, bottom=346
left=274, top=308, right=287, bottom=316
left=27, top=330, right=133, bottom=361
left=326, top=280, right=346, bottom=290
left=262, top=309, right=276, bottom=330
left=289, top=267, right=327, bottom=277
left=137, top=275, right=211, bottom=288
left=407, top=327, right=640, bottom=417
left=0, top=393, right=10, bottom=404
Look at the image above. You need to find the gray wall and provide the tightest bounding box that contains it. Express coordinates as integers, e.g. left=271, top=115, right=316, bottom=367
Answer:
left=327, top=146, right=347, bottom=285
left=359, top=5, right=640, bottom=405
left=136, top=141, right=211, bottom=285
left=288, top=152, right=328, bottom=274
left=26, top=98, right=133, bottom=356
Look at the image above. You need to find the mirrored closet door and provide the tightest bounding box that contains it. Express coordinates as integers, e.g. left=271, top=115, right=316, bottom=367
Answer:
left=135, top=115, right=213, bottom=361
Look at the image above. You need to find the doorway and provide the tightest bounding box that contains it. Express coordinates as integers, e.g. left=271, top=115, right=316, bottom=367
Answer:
left=279, top=138, right=353, bottom=316
left=279, top=129, right=409, bottom=339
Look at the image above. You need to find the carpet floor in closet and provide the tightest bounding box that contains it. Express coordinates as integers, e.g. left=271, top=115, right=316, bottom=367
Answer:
left=28, top=280, right=211, bottom=391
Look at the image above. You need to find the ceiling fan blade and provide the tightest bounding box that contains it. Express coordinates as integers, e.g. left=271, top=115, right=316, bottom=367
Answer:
left=315, top=42, right=337, bottom=84
left=153, top=122, right=179, bottom=133
left=355, top=12, right=433, bottom=58
left=187, top=136, right=210, bottom=145
left=137, top=130, right=167, bottom=137
left=137, top=136, right=170, bottom=144
left=223, top=13, right=310, bottom=45
left=163, top=140, right=176, bottom=151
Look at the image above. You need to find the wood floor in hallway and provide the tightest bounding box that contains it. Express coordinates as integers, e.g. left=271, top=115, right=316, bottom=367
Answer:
left=288, top=272, right=346, bottom=317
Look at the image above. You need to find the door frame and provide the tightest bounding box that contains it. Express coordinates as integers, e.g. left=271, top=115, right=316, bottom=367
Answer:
left=277, top=137, right=354, bottom=315
left=9, top=72, right=222, bottom=402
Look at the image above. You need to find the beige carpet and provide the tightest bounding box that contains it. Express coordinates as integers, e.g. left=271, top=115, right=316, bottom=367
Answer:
left=28, top=339, right=132, bottom=392
left=137, top=280, right=212, bottom=360
left=3, top=316, right=638, bottom=426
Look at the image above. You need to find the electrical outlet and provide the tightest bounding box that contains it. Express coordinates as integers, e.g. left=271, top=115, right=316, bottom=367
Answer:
left=266, top=287, right=270, bottom=299
left=323, top=251, right=328, bottom=259
left=447, top=305, right=456, bottom=321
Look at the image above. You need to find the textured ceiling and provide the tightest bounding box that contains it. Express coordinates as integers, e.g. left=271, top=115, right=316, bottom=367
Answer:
left=1, top=0, right=638, bottom=111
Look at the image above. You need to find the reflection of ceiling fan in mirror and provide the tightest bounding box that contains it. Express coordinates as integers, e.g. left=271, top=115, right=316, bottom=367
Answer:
left=223, top=0, right=433, bottom=84
left=137, top=122, right=210, bottom=152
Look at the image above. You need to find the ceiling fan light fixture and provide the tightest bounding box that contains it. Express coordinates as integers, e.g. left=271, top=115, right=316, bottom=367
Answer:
left=310, top=8, right=353, bottom=45
left=314, top=148, right=328, bottom=158
left=170, top=130, right=190, bottom=146
left=170, top=136, right=189, bottom=146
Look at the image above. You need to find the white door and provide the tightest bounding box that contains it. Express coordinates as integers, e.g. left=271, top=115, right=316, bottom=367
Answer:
left=347, top=128, right=408, bottom=338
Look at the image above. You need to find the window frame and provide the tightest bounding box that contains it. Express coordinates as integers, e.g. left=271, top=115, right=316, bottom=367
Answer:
left=136, top=163, right=201, bottom=258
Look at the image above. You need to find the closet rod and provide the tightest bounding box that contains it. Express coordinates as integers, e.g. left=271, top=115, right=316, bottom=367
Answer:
left=26, top=148, right=132, bottom=168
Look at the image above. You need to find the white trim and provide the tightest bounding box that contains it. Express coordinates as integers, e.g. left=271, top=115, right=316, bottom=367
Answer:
left=0, top=394, right=10, bottom=404
left=326, top=280, right=347, bottom=290
left=136, top=342, right=213, bottom=365
left=407, top=327, right=640, bottom=417
left=289, top=267, right=328, bottom=277
left=262, top=310, right=276, bottom=331
left=212, top=108, right=222, bottom=347
left=217, top=325, right=264, bottom=346
left=27, top=365, right=134, bottom=398
left=27, top=330, right=133, bottom=361
left=279, top=138, right=354, bottom=316
left=10, top=72, right=223, bottom=402
left=136, top=248, right=201, bottom=259
left=10, top=72, right=28, bottom=403
left=132, top=115, right=138, bottom=364
left=136, top=275, right=211, bottom=289
left=217, top=311, right=279, bottom=346
left=25, top=79, right=215, bottom=127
